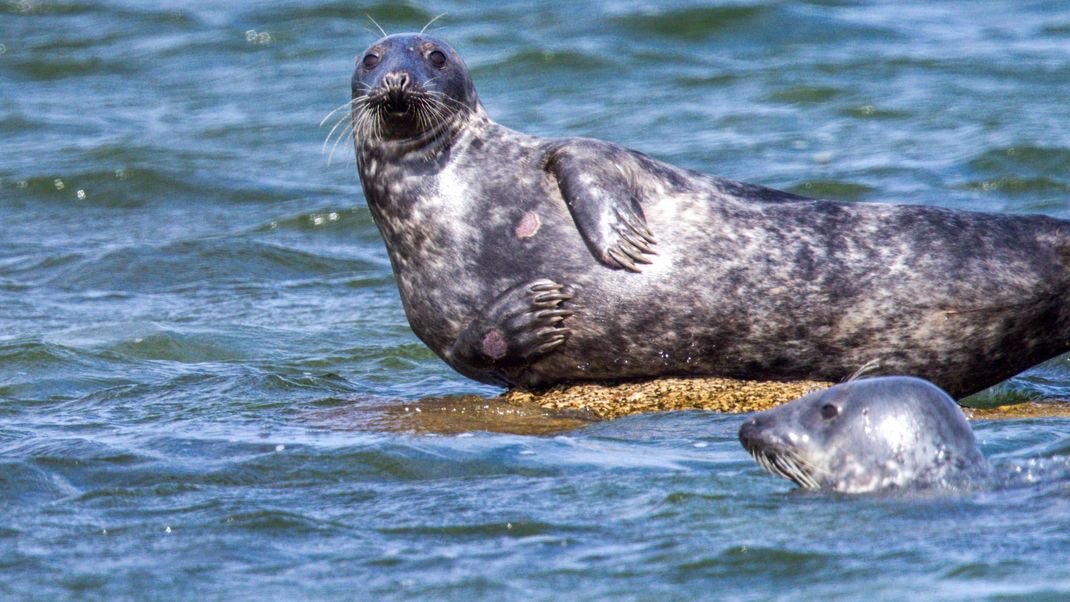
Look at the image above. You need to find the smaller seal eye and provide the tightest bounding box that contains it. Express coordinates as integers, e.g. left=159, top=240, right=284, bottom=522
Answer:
left=428, top=50, right=447, bottom=68
left=362, top=53, right=380, bottom=70
left=820, top=403, right=839, bottom=420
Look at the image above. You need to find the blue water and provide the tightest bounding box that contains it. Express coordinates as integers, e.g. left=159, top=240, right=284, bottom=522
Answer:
left=3, top=1, right=1070, bottom=599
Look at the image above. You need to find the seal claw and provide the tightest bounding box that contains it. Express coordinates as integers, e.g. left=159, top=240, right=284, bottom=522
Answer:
left=529, top=337, right=567, bottom=357
left=535, top=308, right=574, bottom=322
left=614, top=241, right=653, bottom=265
left=448, top=278, right=574, bottom=371
left=533, top=292, right=573, bottom=306
left=607, top=247, right=641, bottom=273
left=547, top=140, right=659, bottom=273
left=528, top=280, right=563, bottom=293
left=621, top=230, right=657, bottom=255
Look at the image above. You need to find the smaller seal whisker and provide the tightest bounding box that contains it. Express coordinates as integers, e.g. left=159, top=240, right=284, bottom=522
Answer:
left=845, top=358, right=882, bottom=382
left=785, top=449, right=826, bottom=479
left=749, top=446, right=822, bottom=489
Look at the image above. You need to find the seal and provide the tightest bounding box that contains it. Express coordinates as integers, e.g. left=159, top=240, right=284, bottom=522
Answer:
left=350, top=33, right=1070, bottom=398
left=738, top=376, right=989, bottom=493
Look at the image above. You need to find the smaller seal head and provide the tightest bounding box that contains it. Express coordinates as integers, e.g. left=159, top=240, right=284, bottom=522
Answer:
left=351, top=33, right=479, bottom=144
left=739, top=376, right=988, bottom=493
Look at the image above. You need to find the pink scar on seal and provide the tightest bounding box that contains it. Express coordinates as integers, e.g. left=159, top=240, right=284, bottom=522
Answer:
left=515, top=211, right=541, bottom=239
left=482, top=329, right=508, bottom=360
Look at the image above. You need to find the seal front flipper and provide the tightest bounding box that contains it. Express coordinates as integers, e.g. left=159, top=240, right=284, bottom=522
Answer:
left=446, top=279, right=573, bottom=383
left=544, top=140, right=657, bottom=272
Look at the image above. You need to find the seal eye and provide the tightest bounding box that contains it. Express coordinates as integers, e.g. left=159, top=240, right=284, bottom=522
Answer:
left=362, top=53, right=380, bottom=70
left=428, top=50, right=447, bottom=68
left=820, top=403, right=839, bottom=420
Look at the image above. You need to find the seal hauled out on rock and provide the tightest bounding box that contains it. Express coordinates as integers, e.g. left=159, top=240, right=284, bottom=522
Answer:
left=349, top=33, right=1070, bottom=398
left=738, top=376, right=989, bottom=493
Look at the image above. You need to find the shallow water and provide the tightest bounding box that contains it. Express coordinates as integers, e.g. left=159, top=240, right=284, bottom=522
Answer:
left=3, top=0, right=1070, bottom=599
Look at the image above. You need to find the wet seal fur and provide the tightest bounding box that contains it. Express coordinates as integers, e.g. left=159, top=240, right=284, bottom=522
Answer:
left=739, top=376, right=989, bottom=493
left=350, top=33, right=1070, bottom=398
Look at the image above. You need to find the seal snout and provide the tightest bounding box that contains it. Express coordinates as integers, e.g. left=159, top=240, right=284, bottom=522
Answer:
left=739, top=412, right=822, bottom=488
left=738, top=416, right=761, bottom=451
left=738, top=413, right=774, bottom=453
left=379, top=71, right=414, bottom=113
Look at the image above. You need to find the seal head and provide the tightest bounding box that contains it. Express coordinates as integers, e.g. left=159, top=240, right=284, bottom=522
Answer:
left=739, top=376, right=988, bottom=493
left=351, top=33, right=479, bottom=146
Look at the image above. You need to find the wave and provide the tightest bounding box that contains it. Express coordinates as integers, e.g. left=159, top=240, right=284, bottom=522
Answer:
left=238, top=2, right=433, bottom=26
left=786, top=180, right=876, bottom=201
left=966, top=146, right=1070, bottom=178
left=45, top=238, right=376, bottom=293
left=612, top=5, right=772, bottom=40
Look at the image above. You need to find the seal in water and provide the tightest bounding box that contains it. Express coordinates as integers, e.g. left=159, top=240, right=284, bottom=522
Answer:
left=738, top=376, right=989, bottom=493
left=349, top=33, right=1070, bottom=397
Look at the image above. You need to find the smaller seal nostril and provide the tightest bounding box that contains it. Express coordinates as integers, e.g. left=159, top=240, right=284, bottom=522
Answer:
left=739, top=419, right=759, bottom=447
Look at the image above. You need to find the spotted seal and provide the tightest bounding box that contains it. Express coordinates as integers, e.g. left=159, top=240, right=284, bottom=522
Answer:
left=738, top=376, right=989, bottom=493
left=349, top=33, right=1070, bottom=397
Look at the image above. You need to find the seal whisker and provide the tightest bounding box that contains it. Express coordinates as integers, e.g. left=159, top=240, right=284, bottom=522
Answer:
left=771, top=454, right=811, bottom=488
left=424, top=89, right=474, bottom=114
left=846, top=358, right=882, bottom=382
left=356, top=103, right=375, bottom=143
left=326, top=121, right=356, bottom=166
left=784, top=449, right=827, bottom=481
left=782, top=454, right=820, bottom=489
left=352, top=103, right=379, bottom=145
left=420, top=12, right=447, bottom=35
left=418, top=103, right=440, bottom=132
left=366, top=14, right=388, bottom=38
left=319, top=98, right=359, bottom=128
left=321, top=99, right=368, bottom=155
left=365, top=105, right=380, bottom=144
left=322, top=105, right=362, bottom=156
left=419, top=94, right=467, bottom=124
left=374, top=104, right=386, bottom=141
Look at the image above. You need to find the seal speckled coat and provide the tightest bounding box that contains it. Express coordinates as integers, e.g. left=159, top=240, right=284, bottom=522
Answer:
left=351, top=33, right=1070, bottom=398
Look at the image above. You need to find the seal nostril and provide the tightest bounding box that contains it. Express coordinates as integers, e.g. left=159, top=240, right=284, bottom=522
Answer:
left=383, top=72, right=410, bottom=90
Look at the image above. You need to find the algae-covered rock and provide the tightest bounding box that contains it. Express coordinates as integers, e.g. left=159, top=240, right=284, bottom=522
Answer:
left=504, top=377, right=834, bottom=420
left=309, top=377, right=1070, bottom=436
